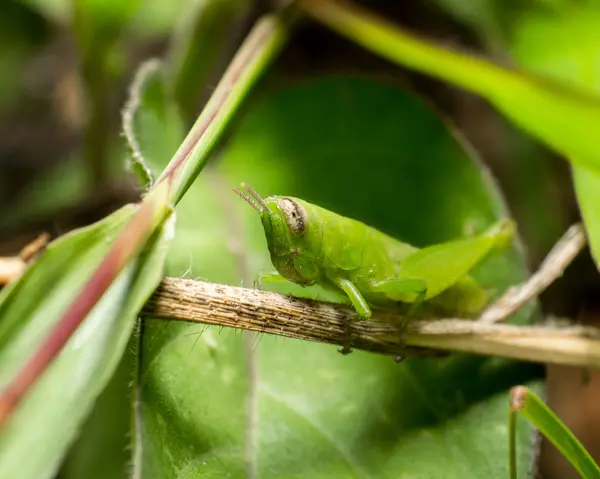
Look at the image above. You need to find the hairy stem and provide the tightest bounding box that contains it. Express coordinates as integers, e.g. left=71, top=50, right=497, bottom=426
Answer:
left=143, top=278, right=600, bottom=369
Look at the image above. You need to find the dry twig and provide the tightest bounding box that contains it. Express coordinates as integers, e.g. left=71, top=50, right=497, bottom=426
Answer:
left=143, top=277, right=600, bottom=369
left=480, top=223, right=586, bottom=323
left=0, top=233, right=50, bottom=286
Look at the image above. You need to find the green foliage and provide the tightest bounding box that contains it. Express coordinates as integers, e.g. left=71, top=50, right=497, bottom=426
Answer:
left=509, top=387, right=600, bottom=479
left=302, top=1, right=600, bottom=172
left=123, top=59, right=185, bottom=191
left=136, top=75, right=542, bottom=477
left=3, top=2, right=598, bottom=477
left=302, top=0, right=600, bottom=267
left=0, top=205, right=174, bottom=479
left=168, top=0, right=251, bottom=118
left=506, top=1, right=600, bottom=268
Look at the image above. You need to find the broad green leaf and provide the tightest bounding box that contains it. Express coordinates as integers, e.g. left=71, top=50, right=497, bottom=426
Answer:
left=59, top=347, right=136, bottom=479
left=138, top=76, right=543, bottom=477
left=508, top=3, right=600, bottom=265
left=0, top=204, right=174, bottom=479
left=300, top=0, right=600, bottom=175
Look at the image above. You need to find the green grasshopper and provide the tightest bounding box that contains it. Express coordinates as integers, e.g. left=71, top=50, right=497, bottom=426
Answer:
left=234, top=184, right=600, bottom=478
left=233, top=183, right=514, bottom=323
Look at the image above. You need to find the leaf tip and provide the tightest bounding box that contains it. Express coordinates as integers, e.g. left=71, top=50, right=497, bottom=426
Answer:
left=510, top=385, right=528, bottom=412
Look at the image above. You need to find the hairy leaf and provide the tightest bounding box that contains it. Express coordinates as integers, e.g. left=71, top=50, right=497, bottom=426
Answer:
left=0, top=205, right=174, bottom=479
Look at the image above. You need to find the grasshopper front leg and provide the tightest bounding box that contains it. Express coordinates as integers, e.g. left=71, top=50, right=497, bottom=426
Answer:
left=331, top=277, right=429, bottom=357
left=333, top=278, right=372, bottom=320
left=330, top=277, right=371, bottom=355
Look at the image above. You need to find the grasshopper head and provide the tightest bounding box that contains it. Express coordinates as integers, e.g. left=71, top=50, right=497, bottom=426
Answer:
left=233, top=183, right=320, bottom=285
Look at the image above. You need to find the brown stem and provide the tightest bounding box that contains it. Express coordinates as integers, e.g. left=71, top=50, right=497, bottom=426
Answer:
left=480, top=223, right=586, bottom=323
left=143, top=277, right=600, bottom=368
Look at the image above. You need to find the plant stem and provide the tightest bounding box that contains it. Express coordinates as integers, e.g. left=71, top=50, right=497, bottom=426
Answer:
left=81, top=58, right=110, bottom=186
left=480, top=223, right=586, bottom=323
left=155, top=10, right=292, bottom=205
left=143, top=277, right=600, bottom=369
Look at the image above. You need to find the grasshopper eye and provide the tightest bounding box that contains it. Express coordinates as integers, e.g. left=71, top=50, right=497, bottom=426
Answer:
left=279, top=198, right=307, bottom=235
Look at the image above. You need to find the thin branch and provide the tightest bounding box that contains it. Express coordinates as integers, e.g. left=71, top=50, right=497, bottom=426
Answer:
left=142, top=277, right=600, bottom=369
left=480, top=223, right=586, bottom=323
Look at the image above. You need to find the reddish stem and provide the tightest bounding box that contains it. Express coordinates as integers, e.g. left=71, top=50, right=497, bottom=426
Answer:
left=154, top=15, right=273, bottom=192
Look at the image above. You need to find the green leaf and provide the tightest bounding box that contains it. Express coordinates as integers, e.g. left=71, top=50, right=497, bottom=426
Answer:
left=59, top=347, right=136, bottom=479
left=123, top=59, right=185, bottom=191
left=507, top=4, right=600, bottom=264
left=510, top=386, right=600, bottom=479
left=300, top=0, right=600, bottom=174
left=137, top=76, right=542, bottom=477
left=0, top=204, right=174, bottom=479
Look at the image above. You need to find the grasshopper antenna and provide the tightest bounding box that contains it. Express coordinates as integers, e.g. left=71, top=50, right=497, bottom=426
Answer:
left=234, top=183, right=274, bottom=217
left=233, top=187, right=262, bottom=213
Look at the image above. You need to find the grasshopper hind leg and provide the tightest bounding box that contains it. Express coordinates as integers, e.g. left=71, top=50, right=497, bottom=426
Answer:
left=393, top=288, right=428, bottom=362
left=370, top=278, right=428, bottom=362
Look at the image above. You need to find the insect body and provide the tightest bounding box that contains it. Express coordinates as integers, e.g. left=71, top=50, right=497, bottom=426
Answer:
left=234, top=183, right=514, bottom=320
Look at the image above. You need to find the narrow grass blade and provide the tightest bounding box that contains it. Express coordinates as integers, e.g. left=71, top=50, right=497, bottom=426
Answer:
left=510, top=386, right=600, bottom=479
